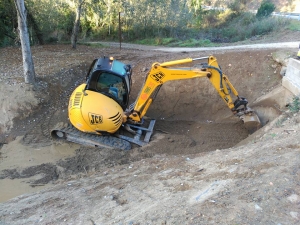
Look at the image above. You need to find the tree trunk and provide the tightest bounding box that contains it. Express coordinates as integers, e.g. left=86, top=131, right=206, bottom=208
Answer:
left=71, top=0, right=84, bottom=49
left=14, top=0, right=36, bottom=84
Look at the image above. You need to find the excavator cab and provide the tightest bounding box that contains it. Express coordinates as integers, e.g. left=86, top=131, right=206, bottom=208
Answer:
left=85, top=56, right=132, bottom=109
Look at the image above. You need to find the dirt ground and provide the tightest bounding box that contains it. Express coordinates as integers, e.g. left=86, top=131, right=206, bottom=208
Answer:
left=0, top=34, right=300, bottom=224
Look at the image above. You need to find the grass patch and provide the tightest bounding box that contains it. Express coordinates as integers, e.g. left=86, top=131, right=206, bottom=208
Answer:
left=288, top=20, right=300, bottom=31
left=176, top=39, right=216, bottom=47
left=134, top=38, right=177, bottom=46
left=78, top=42, right=104, bottom=48
left=288, top=96, right=300, bottom=113
left=134, top=38, right=217, bottom=47
left=275, top=116, right=288, bottom=127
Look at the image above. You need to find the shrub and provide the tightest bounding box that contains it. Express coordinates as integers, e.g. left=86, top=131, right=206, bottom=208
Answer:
left=288, top=20, right=300, bottom=31
left=288, top=96, right=300, bottom=113
left=256, top=0, right=276, bottom=19
left=228, top=0, right=247, bottom=15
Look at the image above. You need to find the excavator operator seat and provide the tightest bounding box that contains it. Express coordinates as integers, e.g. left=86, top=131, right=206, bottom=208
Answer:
left=108, top=87, right=119, bottom=99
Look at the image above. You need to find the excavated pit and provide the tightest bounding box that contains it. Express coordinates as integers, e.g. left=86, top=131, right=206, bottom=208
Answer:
left=1, top=49, right=285, bottom=153
left=129, top=50, right=286, bottom=153
left=142, top=79, right=279, bottom=154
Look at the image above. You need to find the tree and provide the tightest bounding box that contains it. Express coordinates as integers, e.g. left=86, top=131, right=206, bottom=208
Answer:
left=14, top=0, right=36, bottom=84
left=228, top=0, right=247, bottom=15
left=256, top=0, right=276, bottom=19
left=0, top=0, right=18, bottom=46
left=71, top=0, right=85, bottom=49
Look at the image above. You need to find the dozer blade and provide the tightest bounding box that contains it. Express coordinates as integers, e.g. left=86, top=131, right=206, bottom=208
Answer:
left=240, top=112, right=261, bottom=133
left=116, top=119, right=156, bottom=147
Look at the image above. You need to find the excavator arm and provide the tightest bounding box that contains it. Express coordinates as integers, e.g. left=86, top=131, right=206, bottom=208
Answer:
left=126, top=56, right=255, bottom=124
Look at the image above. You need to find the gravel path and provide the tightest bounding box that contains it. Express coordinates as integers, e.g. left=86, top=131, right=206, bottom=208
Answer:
left=93, top=41, right=300, bottom=52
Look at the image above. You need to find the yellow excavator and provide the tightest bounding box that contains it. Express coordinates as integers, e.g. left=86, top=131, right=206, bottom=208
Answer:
left=51, top=55, right=260, bottom=150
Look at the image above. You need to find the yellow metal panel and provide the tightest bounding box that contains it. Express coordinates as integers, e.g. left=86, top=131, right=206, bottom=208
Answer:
left=68, top=84, right=124, bottom=134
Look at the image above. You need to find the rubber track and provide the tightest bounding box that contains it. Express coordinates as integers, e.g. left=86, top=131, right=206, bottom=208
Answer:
left=51, top=123, right=131, bottom=150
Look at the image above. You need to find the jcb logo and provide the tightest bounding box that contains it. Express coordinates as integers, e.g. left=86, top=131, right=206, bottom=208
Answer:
left=89, top=113, right=103, bottom=125
left=150, top=72, right=165, bottom=82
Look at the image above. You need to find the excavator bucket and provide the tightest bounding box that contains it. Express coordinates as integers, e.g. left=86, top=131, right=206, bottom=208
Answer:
left=240, top=112, right=261, bottom=133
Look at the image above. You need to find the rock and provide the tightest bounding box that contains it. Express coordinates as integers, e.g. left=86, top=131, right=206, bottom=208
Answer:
left=280, top=66, right=287, bottom=76
left=287, top=194, right=300, bottom=203
left=290, top=211, right=299, bottom=220
left=255, top=204, right=262, bottom=211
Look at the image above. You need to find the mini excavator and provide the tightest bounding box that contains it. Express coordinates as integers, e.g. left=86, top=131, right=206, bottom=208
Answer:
left=51, top=56, right=260, bottom=150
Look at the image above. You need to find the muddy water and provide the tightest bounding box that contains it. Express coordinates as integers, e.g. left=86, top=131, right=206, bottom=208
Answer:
left=0, top=136, right=79, bottom=202
left=0, top=178, right=52, bottom=202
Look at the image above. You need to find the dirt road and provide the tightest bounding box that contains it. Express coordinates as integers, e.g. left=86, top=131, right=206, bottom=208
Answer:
left=0, top=42, right=300, bottom=224
left=97, top=41, right=300, bottom=52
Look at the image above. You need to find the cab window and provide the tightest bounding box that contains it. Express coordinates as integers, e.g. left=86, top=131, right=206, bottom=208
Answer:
left=96, top=72, right=128, bottom=107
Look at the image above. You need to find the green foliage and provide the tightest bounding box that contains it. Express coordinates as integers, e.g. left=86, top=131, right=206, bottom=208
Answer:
left=288, top=20, right=300, bottom=31
left=78, top=42, right=104, bottom=48
left=134, top=37, right=214, bottom=47
left=275, top=116, right=287, bottom=127
left=0, top=0, right=207, bottom=45
left=134, top=38, right=179, bottom=46
left=177, top=38, right=213, bottom=47
left=0, top=0, right=295, bottom=47
left=256, top=0, right=276, bottom=19
left=0, top=0, right=17, bottom=47
left=26, top=0, right=75, bottom=43
left=201, top=9, right=223, bottom=28
left=228, top=0, right=247, bottom=15
left=208, top=12, right=289, bottom=43
left=288, top=96, right=300, bottom=113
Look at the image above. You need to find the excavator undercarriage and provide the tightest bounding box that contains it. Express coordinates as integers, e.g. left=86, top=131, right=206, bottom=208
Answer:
left=51, top=119, right=157, bottom=150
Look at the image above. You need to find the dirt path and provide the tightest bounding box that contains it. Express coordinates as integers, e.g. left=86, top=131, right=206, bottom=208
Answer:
left=97, top=41, right=300, bottom=52
left=0, top=42, right=300, bottom=224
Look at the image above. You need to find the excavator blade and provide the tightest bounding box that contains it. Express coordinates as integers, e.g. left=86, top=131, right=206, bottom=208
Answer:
left=240, top=112, right=261, bottom=133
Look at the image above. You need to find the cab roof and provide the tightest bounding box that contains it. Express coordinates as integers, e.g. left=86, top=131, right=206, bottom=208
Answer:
left=94, top=56, right=127, bottom=76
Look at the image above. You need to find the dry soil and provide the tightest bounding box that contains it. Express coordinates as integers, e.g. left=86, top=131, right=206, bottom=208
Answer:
left=0, top=37, right=300, bottom=224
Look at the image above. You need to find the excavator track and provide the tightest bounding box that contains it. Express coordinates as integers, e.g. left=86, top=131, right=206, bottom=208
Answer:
left=51, top=122, right=131, bottom=150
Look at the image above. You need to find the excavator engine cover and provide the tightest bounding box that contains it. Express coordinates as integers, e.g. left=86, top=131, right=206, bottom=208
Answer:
left=68, top=84, right=124, bottom=134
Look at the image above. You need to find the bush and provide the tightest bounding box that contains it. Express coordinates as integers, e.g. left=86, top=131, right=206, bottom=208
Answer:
left=256, top=0, right=276, bottom=19
left=288, top=20, right=300, bottom=31
left=206, top=11, right=290, bottom=43
left=228, top=0, right=247, bottom=13
left=288, top=96, right=300, bottom=113
left=46, top=37, right=58, bottom=43
left=250, top=17, right=276, bottom=35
